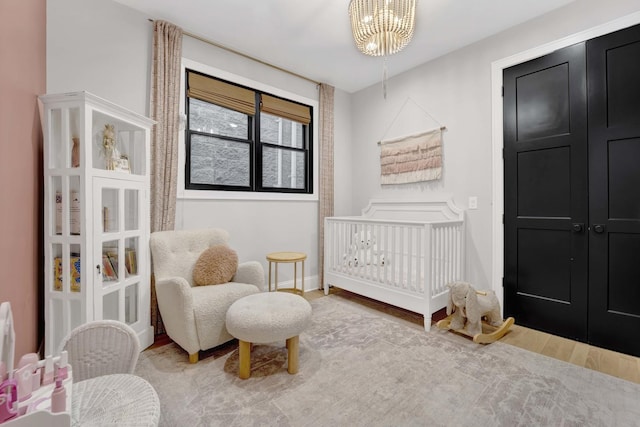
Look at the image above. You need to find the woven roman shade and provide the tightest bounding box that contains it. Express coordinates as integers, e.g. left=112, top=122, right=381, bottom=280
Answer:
left=187, top=71, right=255, bottom=115
left=261, top=94, right=311, bottom=125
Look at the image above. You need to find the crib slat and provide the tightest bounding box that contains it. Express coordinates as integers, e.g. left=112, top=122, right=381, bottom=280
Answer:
left=424, top=224, right=431, bottom=298
left=375, top=223, right=380, bottom=281
left=447, top=226, right=452, bottom=288
left=392, top=225, right=397, bottom=287
left=416, top=226, right=422, bottom=293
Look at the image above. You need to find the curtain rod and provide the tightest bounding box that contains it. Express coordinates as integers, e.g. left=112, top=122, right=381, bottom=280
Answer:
left=148, top=19, right=320, bottom=87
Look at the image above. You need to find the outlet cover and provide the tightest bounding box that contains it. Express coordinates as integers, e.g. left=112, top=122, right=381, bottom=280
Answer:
left=468, top=196, right=478, bottom=210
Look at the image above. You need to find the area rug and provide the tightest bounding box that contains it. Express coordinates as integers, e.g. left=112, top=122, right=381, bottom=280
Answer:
left=135, top=294, right=640, bottom=426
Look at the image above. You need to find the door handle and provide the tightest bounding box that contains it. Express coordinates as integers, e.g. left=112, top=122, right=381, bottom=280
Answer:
left=593, top=224, right=605, bottom=233
left=572, top=223, right=584, bottom=233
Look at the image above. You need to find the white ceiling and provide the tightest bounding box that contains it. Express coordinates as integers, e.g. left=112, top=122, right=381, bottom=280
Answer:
left=114, top=0, right=576, bottom=93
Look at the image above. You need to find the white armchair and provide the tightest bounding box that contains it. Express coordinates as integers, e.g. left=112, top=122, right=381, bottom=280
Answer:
left=149, top=228, right=265, bottom=363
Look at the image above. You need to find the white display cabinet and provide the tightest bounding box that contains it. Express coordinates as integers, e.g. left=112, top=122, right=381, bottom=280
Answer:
left=39, top=91, right=155, bottom=356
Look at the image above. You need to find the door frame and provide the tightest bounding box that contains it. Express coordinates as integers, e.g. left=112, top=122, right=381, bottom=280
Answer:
left=490, top=11, right=640, bottom=312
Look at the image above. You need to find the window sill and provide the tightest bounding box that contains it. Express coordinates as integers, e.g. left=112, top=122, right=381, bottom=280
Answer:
left=178, top=189, right=318, bottom=202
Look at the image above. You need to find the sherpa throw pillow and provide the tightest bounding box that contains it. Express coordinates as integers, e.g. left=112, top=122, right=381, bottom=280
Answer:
left=193, top=245, right=238, bottom=286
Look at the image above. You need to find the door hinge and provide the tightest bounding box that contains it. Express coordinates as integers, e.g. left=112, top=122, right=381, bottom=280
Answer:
left=502, top=214, right=504, bottom=224
left=502, top=148, right=505, bottom=159
left=502, top=277, right=505, bottom=287
left=501, top=86, right=504, bottom=97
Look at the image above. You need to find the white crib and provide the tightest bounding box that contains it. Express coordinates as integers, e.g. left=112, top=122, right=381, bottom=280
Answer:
left=323, top=197, right=465, bottom=331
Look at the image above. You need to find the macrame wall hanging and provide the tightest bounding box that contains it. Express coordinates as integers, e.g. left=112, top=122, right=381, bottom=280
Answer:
left=378, top=97, right=446, bottom=185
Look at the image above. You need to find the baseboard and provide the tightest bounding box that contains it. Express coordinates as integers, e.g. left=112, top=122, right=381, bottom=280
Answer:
left=268, top=275, right=319, bottom=293
left=139, top=325, right=155, bottom=350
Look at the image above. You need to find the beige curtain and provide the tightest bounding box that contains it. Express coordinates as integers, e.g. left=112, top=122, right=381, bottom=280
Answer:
left=149, top=20, right=183, bottom=335
left=318, top=84, right=335, bottom=288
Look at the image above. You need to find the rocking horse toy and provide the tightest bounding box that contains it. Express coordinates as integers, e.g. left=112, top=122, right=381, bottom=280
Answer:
left=436, top=281, right=514, bottom=344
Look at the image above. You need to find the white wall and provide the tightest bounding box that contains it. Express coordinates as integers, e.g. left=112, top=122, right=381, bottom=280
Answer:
left=47, top=0, right=354, bottom=290
left=176, top=36, right=320, bottom=288
left=47, top=0, right=640, bottom=297
left=47, top=0, right=151, bottom=116
left=349, top=0, right=640, bottom=295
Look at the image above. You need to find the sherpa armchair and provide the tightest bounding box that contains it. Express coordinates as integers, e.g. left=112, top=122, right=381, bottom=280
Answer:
left=149, top=228, right=265, bottom=363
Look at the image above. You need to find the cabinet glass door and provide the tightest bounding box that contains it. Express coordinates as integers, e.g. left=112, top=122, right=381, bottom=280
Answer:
left=93, top=178, right=145, bottom=326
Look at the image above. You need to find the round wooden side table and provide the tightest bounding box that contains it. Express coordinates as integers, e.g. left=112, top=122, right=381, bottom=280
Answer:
left=266, top=251, right=307, bottom=294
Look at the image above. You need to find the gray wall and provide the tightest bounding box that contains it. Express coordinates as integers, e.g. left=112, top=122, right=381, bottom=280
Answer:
left=46, top=0, right=640, bottom=294
left=349, top=0, right=640, bottom=292
left=46, top=0, right=354, bottom=289
left=47, top=0, right=152, bottom=115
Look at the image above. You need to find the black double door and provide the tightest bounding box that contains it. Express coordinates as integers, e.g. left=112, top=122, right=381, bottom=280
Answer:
left=504, top=24, right=640, bottom=357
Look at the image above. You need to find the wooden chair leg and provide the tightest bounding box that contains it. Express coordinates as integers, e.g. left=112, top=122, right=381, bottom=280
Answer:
left=286, top=336, right=299, bottom=374
left=189, top=352, right=199, bottom=364
left=239, top=340, right=251, bottom=379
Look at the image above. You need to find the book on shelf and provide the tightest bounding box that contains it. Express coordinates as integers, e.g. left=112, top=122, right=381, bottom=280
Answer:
left=101, top=254, right=117, bottom=281
left=54, top=259, right=62, bottom=290
left=105, top=249, right=119, bottom=277
left=55, top=191, right=81, bottom=235
left=103, top=207, right=109, bottom=232
left=70, top=191, right=80, bottom=234
left=101, top=247, right=136, bottom=279
left=54, top=255, right=81, bottom=292
left=55, top=192, right=62, bottom=234
left=125, top=248, right=137, bottom=275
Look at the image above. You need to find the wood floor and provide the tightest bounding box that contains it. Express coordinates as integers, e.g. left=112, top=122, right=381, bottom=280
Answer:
left=306, top=289, right=640, bottom=384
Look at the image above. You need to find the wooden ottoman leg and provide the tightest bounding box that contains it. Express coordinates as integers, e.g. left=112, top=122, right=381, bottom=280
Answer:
left=189, top=353, right=199, bottom=364
left=239, top=340, right=251, bottom=379
left=286, top=336, right=299, bottom=374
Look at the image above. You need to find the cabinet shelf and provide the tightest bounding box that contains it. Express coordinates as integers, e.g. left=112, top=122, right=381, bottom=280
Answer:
left=40, top=91, right=155, bottom=355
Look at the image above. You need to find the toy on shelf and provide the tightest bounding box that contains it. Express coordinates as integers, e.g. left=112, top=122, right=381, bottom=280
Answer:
left=0, top=302, right=73, bottom=427
left=436, top=281, right=514, bottom=344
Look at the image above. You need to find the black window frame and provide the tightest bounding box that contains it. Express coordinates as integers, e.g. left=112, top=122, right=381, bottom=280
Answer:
left=185, top=69, right=313, bottom=194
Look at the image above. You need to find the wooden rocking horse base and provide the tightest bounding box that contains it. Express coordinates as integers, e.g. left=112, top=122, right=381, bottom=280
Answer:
left=436, top=315, right=515, bottom=344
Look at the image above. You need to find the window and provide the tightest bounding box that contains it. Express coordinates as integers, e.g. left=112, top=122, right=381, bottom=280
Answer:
left=185, top=70, right=313, bottom=194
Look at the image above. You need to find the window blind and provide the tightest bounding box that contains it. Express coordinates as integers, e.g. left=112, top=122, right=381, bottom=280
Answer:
left=261, top=94, right=311, bottom=125
left=187, top=71, right=255, bottom=115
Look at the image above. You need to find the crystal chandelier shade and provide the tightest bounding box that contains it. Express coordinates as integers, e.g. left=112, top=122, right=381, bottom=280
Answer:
left=349, top=0, right=416, bottom=57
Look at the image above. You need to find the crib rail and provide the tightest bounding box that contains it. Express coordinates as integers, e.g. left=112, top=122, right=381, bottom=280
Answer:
left=324, top=216, right=464, bottom=299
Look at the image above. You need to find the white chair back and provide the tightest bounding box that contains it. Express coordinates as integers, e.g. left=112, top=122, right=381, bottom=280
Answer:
left=150, top=228, right=230, bottom=287
left=59, top=320, right=140, bottom=382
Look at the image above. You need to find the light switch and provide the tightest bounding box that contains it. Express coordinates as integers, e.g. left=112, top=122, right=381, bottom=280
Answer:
left=468, top=196, right=478, bottom=210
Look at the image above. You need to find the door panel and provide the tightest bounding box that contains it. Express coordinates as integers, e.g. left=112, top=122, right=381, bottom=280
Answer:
left=517, top=228, right=571, bottom=301
left=503, top=42, right=588, bottom=341
left=608, top=138, right=640, bottom=219
left=515, top=63, right=570, bottom=140
left=587, top=24, right=640, bottom=356
left=604, top=40, right=640, bottom=129
left=608, top=234, right=640, bottom=316
left=517, top=147, right=571, bottom=217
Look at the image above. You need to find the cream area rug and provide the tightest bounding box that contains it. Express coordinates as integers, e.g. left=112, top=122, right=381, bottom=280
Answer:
left=135, top=294, right=640, bottom=426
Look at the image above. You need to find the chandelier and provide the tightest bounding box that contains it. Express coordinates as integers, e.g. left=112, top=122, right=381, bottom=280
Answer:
left=349, top=0, right=416, bottom=57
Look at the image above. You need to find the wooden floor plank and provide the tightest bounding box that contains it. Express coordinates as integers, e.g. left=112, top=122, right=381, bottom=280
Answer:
left=618, top=354, right=640, bottom=384
left=540, top=334, right=574, bottom=361
left=587, top=347, right=619, bottom=378
left=501, top=324, right=550, bottom=354
left=567, top=341, right=590, bottom=367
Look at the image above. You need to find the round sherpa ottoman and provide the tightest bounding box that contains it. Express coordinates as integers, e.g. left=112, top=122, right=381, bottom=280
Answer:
left=226, top=292, right=312, bottom=379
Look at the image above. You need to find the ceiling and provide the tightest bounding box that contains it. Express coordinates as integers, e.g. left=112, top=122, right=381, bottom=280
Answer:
left=113, top=0, right=576, bottom=93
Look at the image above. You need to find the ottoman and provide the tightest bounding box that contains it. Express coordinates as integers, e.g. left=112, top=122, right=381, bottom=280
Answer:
left=226, top=292, right=312, bottom=379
